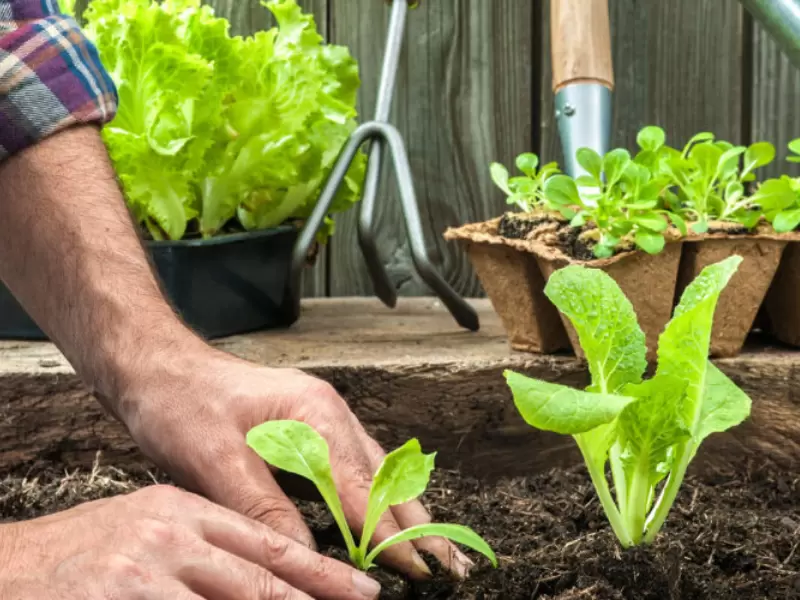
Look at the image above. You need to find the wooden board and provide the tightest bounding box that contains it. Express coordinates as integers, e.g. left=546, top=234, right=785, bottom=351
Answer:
left=207, top=0, right=330, bottom=298
left=751, top=17, right=800, bottom=178
left=540, top=0, right=745, bottom=163
left=327, top=0, right=536, bottom=298
left=1, top=298, right=799, bottom=482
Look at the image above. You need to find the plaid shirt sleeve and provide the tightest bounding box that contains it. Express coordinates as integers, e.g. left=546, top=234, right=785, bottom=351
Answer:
left=0, top=0, right=118, bottom=160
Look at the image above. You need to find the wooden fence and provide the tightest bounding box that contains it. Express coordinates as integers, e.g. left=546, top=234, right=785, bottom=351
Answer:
left=81, top=0, right=800, bottom=299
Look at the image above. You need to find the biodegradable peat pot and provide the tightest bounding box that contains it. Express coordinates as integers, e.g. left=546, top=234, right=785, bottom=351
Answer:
left=534, top=242, right=683, bottom=362
left=677, top=224, right=789, bottom=358
left=444, top=218, right=570, bottom=353
left=764, top=241, right=800, bottom=346
left=0, top=225, right=307, bottom=341
left=445, top=215, right=683, bottom=359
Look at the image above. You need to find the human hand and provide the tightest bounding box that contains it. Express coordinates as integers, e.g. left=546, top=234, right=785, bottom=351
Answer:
left=119, top=345, right=473, bottom=581
left=1, top=484, right=382, bottom=599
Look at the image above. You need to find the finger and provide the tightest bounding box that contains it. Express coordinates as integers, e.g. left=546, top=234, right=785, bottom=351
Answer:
left=323, top=420, right=431, bottom=580
left=202, top=447, right=317, bottom=549
left=179, top=542, right=315, bottom=600
left=355, top=423, right=475, bottom=580
left=193, top=497, right=382, bottom=600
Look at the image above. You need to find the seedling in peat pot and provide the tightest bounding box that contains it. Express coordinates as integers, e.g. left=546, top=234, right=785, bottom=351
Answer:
left=504, top=256, right=752, bottom=547
left=660, top=132, right=776, bottom=232
left=246, top=420, right=497, bottom=571
left=490, top=153, right=561, bottom=213
left=751, top=138, right=800, bottom=233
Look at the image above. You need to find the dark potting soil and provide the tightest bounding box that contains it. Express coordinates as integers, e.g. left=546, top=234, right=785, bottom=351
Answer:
left=497, top=212, right=601, bottom=261
left=1, top=460, right=798, bottom=600
left=705, top=221, right=749, bottom=236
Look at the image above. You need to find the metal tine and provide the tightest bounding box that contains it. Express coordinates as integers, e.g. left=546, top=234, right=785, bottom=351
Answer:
left=355, top=0, right=408, bottom=309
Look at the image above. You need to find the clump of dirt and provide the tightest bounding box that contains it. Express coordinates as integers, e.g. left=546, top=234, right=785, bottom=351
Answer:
left=705, top=221, right=750, bottom=236
left=1, top=458, right=798, bottom=600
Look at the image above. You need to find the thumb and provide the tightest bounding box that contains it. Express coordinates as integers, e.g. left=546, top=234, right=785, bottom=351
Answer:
left=203, top=448, right=317, bottom=550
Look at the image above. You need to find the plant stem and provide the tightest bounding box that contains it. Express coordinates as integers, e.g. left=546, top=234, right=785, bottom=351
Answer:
left=576, top=437, right=633, bottom=548
left=608, top=442, right=628, bottom=517
left=643, top=441, right=695, bottom=544
left=625, top=456, right=651, bottom=545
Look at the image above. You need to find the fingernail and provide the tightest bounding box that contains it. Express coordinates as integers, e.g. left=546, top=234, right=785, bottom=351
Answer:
left=352, top=572, right=381, bottom=598
left=410, top=550, right=432, bottom=579
left=450, top=549, right=475, bottom=580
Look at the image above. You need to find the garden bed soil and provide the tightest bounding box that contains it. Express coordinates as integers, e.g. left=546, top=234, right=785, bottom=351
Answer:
left=678, top=222, right=788, bottom=358
left=3, top=459, right=797, bottom=600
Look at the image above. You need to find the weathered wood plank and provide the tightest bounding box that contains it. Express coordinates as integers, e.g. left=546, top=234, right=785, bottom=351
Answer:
left=540, top=0, right=744, bottom=163
left=206, top=0, right=330, bottom=298
left=751, top=18, right=800, bottom=178
left=328, top=1, right=536, bottom=298
left=1, top=298, right=798, bottom=482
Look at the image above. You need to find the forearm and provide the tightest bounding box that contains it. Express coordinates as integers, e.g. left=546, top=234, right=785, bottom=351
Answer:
left=0, top=125, right=204, bottom=416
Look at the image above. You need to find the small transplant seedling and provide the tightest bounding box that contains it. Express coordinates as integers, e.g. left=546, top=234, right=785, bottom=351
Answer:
left=752, top=138, right=800, bottom=233
left=505, top=255, right=752, bottom=547
left=246, top=420, right=497, bottom=571
left=490, top=153, right=561, bottom=213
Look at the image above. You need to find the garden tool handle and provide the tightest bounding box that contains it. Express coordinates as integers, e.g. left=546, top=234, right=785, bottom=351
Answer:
left=550, top=0, right=613, bottom=92
left=550, top=0, right=614, bottom=178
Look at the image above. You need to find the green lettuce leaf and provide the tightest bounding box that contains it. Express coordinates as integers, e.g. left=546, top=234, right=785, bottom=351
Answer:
left=82, top=0, right=364, bottom=240
left=544, top=265, right=647, bottom=394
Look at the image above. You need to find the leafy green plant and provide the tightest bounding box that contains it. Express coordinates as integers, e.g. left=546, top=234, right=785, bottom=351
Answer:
left=72, top=0, right=365, bottom=241
left=246, top=420, right=497, bottom=571
left=543, top=141, right=678, bottom=258
left=752, top=138, right=800, bottom=233
left=504, top=256, right=751, bottom=547
left=660, top=132, right=775, bottom=232
left=490, top=153, right=560, bottom=213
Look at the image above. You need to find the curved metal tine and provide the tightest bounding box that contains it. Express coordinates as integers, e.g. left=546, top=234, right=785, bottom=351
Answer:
left=358, top=143, right=398, bottom=307
left=374, top=121, right=480, bottom=332
left=286, top=125, right=377, bottom=320
left=357, top=0, right=409, bottom=308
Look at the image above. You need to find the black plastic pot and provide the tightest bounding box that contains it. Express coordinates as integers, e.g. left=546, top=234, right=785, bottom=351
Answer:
left=0, top=224, right=304, bottom=340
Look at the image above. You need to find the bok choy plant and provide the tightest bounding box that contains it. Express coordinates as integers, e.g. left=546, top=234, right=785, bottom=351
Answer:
left=246, top=420, right=497, bottom=570
left=504, top=255, right=752, bottom=547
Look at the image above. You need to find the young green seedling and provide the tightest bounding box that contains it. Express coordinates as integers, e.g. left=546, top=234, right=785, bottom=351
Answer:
left=504, top=256, right=752, bottom=547
left=246, top=420, right=497, bottom=571
left=753, top=138, right=800, bottom=232
left=490, top=152, right=560, bottom=213
left=544, top=138, right=677, bottom=258
left=661, top=132, right=775, bottom=232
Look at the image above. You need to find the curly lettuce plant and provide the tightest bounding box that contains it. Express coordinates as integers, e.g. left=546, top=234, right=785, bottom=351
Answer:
left=246, top=420, right=497, bottom=571
left=74, top=0, right=365, bottom=241
left=505, top=256, right=752, bottom=547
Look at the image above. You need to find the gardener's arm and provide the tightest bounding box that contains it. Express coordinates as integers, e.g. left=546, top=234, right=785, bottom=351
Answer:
left=0, top=0, right=471, bottom=584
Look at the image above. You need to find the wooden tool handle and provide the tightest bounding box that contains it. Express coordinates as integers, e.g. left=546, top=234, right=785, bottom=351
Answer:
left=550, top=0, right=614, bottom=92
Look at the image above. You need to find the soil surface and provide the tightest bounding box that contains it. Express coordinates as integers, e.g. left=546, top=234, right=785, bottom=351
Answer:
left=1, top=459, right=798, bottom=599
left=497, top=212, right=611, bottom=261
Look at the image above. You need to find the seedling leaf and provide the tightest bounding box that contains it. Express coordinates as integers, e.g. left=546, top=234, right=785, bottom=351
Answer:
left=246, top=420, right=358, bottom=558
left=359, top=439, right=435, bottom=558
left=543, top=266, right=646, bottom=394
left=365, top=523, right=498, bottom=569
left=505, top=371, right=635, bottom=435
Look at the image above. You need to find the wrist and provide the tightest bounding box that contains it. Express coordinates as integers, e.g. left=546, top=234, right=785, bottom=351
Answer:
left=105, top=331, right=238, bottom=431
left=84, top=314, right=210, bottom=424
